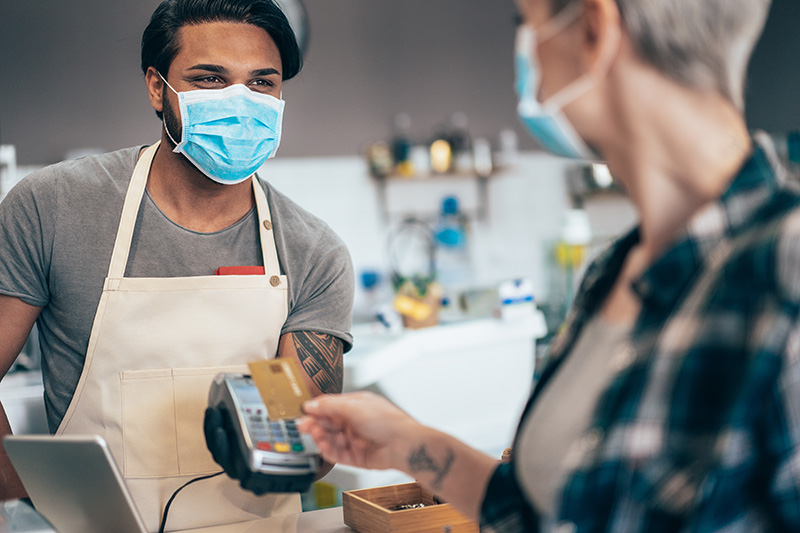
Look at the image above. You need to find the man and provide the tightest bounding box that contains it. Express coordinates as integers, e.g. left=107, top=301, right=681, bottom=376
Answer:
left=0, top=0, right=353, bottom=530
left=300, top=0, right=800, bottom=531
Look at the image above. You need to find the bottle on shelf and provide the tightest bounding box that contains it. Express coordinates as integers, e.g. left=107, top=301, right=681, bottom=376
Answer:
left=429, top=137, right=453, bottom=175
left=391, top=113, right=415, bottom=177
left=448, top=112, right=474, bottom=175
left=434, top=196, right=473, bottom=288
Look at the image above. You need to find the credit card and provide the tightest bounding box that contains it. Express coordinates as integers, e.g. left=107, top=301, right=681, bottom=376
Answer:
left=248, top=358, right=311, bottom=420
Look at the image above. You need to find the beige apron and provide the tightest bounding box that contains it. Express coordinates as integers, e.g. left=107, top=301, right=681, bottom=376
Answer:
left=56, top=142, right=300, bottom=532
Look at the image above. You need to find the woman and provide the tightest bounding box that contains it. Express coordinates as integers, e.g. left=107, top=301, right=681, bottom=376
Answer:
left=299, top=0, right=800, bottom=530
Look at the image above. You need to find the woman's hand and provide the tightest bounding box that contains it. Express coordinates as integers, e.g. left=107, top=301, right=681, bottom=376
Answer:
left=300, top=390, right=500, bottom=521
left=298, top=391, right=420, bottom=472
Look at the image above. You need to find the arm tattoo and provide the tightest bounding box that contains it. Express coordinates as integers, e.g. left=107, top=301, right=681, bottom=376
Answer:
left=292, top=332, right=343, bottom=394
left=407, top=445, right=455, bottom=491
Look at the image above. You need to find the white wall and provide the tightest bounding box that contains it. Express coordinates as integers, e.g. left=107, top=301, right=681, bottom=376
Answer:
left=262, top=153, right=636, bottom=313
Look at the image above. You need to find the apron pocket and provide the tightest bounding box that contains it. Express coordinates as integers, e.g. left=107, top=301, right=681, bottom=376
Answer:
left=121, top=365, right=248, bottom=478
left=173, top=366, right=248, bottom=475
left=121, top=368, right=179, bottom=478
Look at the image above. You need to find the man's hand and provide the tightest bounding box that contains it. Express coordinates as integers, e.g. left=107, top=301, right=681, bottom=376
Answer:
left=204, top=331, right=346, bottom=490
left=204, top=402, right=317, bottom=495
left=203, top=405, right=248, bottom=485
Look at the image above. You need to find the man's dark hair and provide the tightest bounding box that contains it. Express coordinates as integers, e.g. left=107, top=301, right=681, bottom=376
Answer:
left=141, top=0, right=303, bottom=82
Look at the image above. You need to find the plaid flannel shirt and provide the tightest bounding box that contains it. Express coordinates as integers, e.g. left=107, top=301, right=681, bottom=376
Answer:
left=481, top=138, right=800, bottom=532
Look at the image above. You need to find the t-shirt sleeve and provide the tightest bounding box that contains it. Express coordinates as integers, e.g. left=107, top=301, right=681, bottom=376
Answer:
left=480, top=461, right=541, bottom=532
left=281, top=226, right=355, bottom=352
left=0, top=170, right=57, bottom=307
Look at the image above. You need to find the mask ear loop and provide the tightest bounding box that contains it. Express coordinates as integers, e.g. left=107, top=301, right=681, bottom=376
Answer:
left=539, top=2, right=623, bottom=113
left=157, top=72, right=182, bottom=149
left=536, top=0, right=585, bottom=43
left=157, top=71, right=179, bottom=95
left=522, top=2, right=588, bottom=113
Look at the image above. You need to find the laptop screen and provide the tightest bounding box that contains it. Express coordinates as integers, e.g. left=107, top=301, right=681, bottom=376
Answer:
left=4, top=434, right=148, bottom=533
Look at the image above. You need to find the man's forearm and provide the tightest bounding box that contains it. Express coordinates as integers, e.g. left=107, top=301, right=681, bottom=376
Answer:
left=0, top=403, right=27, bottom=501
left=280, top=332, right=345, bottom=481
left=289, top=332, right=343, bottom=395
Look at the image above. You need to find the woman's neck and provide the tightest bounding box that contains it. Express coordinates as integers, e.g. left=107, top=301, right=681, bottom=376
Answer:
left=600, top=73, right=751, bottom=259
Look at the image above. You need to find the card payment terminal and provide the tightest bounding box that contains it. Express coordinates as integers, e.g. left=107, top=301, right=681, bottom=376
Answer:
left=206, top=373, right=321, bottom=494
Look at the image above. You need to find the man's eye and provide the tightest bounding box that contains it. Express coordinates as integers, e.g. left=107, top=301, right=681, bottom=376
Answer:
left=249, top=79, right=276, bottom=93
left=194, top=76, right=223, bottom=87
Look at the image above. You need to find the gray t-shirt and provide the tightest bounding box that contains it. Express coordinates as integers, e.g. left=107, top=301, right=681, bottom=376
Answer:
left=0, top=146, right=354, bottom=431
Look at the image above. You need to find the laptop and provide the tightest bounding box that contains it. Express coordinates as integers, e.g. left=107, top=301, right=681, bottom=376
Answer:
left=4, top=434, right=148, bottom=533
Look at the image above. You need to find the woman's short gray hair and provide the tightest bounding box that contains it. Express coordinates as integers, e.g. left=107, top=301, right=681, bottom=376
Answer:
left=548, top=0, right=772, bottom=109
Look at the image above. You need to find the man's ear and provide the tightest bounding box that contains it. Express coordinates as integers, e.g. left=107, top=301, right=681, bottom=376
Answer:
left=145, top=66, right=165, bottom=115
left=580, top=0, right=623, bottom=75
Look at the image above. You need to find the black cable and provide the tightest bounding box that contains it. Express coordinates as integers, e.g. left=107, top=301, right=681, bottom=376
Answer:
left=158, top=471, right=224, bottom=533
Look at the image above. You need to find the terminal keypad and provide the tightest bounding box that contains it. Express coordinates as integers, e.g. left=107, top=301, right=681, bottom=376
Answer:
left=244, top=407, right=305, bottom=453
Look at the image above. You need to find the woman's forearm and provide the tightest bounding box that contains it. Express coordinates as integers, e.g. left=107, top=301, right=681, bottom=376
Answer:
left=391, top=424, right=499, bottom=522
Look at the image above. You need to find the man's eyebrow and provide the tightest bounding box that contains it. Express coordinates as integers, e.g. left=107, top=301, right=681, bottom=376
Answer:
left=185, top=64, right=281, bottom=77
left=251, top=67, right=281, bottom=77
left=187, top=63, right=228, bottom=74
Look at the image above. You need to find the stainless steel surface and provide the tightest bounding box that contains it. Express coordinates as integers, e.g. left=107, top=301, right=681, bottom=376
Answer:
left=0, top=500, right=55, bottom=532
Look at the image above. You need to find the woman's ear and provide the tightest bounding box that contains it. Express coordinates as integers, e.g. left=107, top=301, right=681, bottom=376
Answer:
left=144, top=66, right=165, bottom=115
left=579, top=0, right=623, bottom=75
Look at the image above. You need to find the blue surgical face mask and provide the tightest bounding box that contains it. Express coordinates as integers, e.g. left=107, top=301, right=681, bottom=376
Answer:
left=160, top=73, right=285, bottom=185
left=515, top=5, right=599, bottom=161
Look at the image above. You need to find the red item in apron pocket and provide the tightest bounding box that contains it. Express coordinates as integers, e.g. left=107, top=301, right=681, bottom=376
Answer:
left=215, top=266, right=266, bottom=275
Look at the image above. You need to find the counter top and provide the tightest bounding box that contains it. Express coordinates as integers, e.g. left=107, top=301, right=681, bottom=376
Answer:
left=0, top=500, right=354, bottom=533
left=345, top=313, right=547, bottom=389
left=187, top=507, right=352, bottom=533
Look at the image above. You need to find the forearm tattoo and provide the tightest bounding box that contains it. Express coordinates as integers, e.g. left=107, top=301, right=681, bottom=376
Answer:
left=407, top=444, right=455, bottom=491
left=292, top=332, right=343, bottom=394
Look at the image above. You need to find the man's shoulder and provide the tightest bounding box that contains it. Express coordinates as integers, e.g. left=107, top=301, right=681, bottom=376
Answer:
left=17, top=146, right=142, bottom=196
left=256, top=178, right=343, bottom=247
left=44, top=146, right=140, bottom=182
left=255, top=178, right=352, bottom=285
left=0, top=146, right=145, bottom=232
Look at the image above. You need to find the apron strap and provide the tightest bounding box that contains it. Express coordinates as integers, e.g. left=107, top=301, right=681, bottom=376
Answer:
left=107, top=141, right=280, bottom=279
left=252, top=177, right=281, bottom=276
left=106, top=143, right=158, bottom=279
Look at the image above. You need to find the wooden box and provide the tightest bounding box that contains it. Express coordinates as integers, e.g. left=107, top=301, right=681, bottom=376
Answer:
left=342, top=482, right=479, bottom=533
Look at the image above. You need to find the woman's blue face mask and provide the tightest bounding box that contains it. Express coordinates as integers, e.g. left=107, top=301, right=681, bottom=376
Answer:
left=514, top=4, right=599, bottom=161
left=160, top=73, right=285, bottom=184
